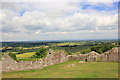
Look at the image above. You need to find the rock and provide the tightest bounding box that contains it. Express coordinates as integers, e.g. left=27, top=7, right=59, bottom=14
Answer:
left=79, top=61, right=85, bottom=63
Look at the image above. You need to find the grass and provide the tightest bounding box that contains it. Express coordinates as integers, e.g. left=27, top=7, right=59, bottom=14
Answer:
left=2, top=60, right=118, bottom=78
left=16, top=52, right=35, bottom=58
left=52, top=46, right=92, bottom=54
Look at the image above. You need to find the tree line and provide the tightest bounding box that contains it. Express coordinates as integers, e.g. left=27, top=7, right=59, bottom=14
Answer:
left=81, top=44, right=115, bottom=54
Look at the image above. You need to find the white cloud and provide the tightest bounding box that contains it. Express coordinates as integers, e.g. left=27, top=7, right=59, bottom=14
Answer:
left=1, top=2, right=118, bottom=41
left=35, top=30, right=41, bottom=35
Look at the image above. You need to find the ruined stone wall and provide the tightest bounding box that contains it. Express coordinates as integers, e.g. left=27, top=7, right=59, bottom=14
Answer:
left=2, top=50, right=69, bottom=72
left=100, top=47, right=119, bottom=62
left=1, top=47, right=119, bottom=72
left=68, top=47, right=119, bottom=62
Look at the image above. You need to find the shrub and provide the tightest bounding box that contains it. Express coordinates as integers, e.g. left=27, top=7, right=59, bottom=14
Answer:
left=32, top=48, right=48, bottom=58
left=9, top=52, right=17, bottom=60
left=81, top=48, right=91, bottom=54
left=68, top=52, right=72, bottom=55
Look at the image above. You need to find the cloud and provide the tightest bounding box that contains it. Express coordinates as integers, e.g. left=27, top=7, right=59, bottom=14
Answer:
left=15, top=11, right=117, bottom=33
left=1, top=2, right=118, bottom=41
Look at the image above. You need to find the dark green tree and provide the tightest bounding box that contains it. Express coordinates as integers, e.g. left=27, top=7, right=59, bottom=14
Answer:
left=91, top=44, right=115, bottom=54
left=33, top=48, right=47, bottom=58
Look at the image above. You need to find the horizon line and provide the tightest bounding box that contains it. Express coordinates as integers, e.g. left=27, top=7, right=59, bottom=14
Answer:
left=1, top=38, right=118, bottom=42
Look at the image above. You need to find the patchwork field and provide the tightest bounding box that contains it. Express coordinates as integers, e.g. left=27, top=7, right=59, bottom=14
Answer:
left=16, top=52, right=35, bottom=58
left=3, top=60, right=118, bottom=78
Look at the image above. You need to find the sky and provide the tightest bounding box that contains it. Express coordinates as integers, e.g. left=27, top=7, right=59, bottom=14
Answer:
left=0, top=0, right=119, bottom=41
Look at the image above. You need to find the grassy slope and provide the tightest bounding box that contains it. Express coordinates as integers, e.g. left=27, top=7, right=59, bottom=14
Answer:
left=3, top=60, right=118, bottom=78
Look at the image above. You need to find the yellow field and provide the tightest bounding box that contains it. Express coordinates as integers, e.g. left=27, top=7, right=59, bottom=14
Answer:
left=16, top=52, right=35, bottom=58
left=56, top=42, right=85, bottom=46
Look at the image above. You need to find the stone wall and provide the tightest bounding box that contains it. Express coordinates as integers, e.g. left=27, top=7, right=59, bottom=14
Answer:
left=2, top=50, right=69, bottom=72
left=1, top=47, right=119, bottom=72
left=100, top=47, right=119, bottom=62
left=68, top=47, right=119, bottom=62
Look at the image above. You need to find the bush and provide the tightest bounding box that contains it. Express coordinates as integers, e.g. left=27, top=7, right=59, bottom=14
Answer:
left=68, top=52, right=72, bottom=55
left=32, top=48, right=48, bottom=58
left=9, top=52, right=17, bottom=60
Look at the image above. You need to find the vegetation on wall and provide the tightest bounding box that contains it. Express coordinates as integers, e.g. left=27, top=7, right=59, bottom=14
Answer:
left=9, top=52, right=17, bottom=60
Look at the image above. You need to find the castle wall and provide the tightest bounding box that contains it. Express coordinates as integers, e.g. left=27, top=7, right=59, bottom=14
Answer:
left=2, top=51, right=69, bottom=72
left=68, top=47, right=119, bottom=62
left=1, top=47, right=119, bottom=72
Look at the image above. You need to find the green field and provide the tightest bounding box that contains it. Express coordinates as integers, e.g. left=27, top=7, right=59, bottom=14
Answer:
left=52, top=46, right=92, bottom=54
left=3, top=60, right=118, bottom=78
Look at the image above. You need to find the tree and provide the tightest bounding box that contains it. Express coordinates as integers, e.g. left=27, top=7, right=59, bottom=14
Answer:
left=32, top=48, right=47, bottom=58
left=91, top=44, right=115, bottom=54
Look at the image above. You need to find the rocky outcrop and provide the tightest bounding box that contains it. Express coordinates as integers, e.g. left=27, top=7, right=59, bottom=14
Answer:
left=1, top=47, right=119, bottom=72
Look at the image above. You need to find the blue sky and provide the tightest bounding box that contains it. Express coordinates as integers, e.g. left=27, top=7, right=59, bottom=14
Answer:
left=18, top=10, right=26, bottom=16
left=17, top=2, right=118, bottom=17
left=1, top=1, right=118, bottom=41
left=82, top=2, right=118, bottom=11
